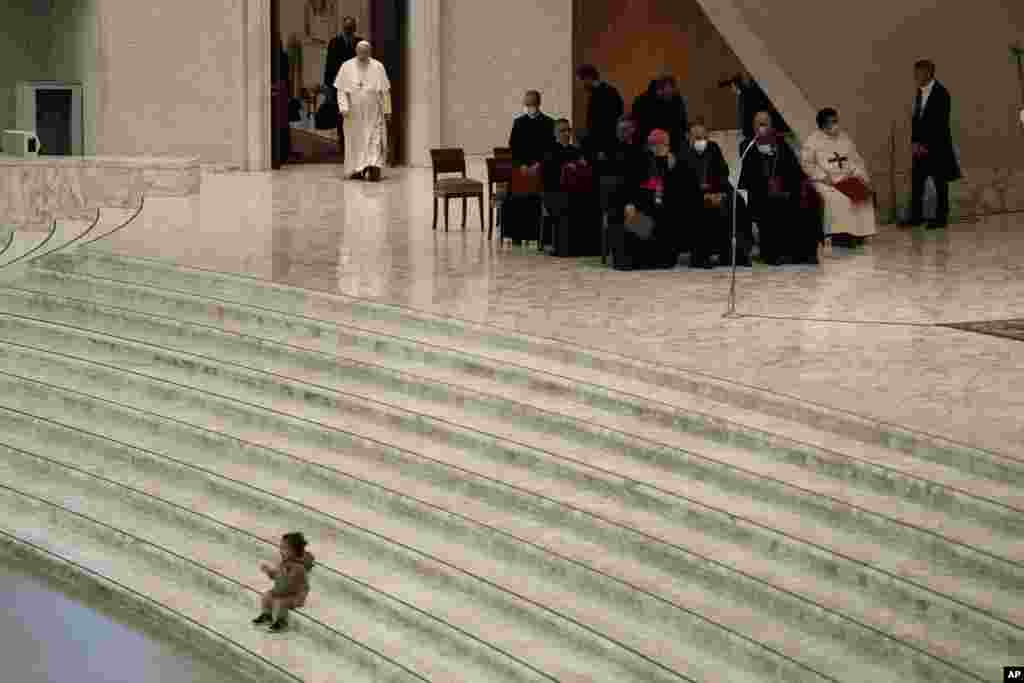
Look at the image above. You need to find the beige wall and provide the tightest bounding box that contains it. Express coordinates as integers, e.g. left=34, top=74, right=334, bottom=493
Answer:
left=439, top=0, right=573, bottom=154
left=0, top=0, right=54, bottom=144
left=50, top=0, right=99, bottom=155
left=92, top=0, right=249, bottom=165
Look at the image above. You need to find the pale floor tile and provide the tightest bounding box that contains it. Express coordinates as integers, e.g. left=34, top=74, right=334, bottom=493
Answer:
left=93, top=164, right=1024, bottom=456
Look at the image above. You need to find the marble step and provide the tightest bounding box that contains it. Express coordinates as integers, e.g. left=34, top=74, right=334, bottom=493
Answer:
left=0, top=222, right=59, bottom=266
left=0, top=475, right=426, bottom=683
left=0, top=438, right=583, bottom=683
left=5, top=277, right=1021, bottom=530
left=0, top=356, right=835, bottom=683
left=0, top=345, right=1010, bottom=680
left=0, top=311, right=1018, bottom=598
left=33, top=250, right=1024, bottom=491
left=7, top=370, right=1016, bottom=683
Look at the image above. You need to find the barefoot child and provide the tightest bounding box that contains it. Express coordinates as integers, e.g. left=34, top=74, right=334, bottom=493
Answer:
left=253, top=532, right=315, bottom=632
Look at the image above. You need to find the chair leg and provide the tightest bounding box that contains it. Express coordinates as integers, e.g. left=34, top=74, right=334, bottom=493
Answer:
left=432, top=196, right=438, bottom=231
left=462, top=197, right=468, bottom=230
left=478, top=195, right=485, bottom=232
left=488, top=198, right=494, bottom=240
left=444, top=198, right=450, bottom=232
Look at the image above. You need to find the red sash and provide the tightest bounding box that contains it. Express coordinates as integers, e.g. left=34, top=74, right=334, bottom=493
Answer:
left=641, top=176, right=664, bottom=193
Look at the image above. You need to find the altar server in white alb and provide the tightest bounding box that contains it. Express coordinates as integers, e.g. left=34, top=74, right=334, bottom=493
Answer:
left=801, top=107, right=877, bottom=246
left=335, top=40, right=391, bottom=181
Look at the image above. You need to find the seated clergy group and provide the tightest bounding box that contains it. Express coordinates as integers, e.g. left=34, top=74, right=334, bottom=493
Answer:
left=500, top=65, right=886, bottom=270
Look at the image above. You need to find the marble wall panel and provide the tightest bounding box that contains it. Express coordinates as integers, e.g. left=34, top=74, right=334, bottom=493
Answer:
left=0, top=158, right=199, bottom=230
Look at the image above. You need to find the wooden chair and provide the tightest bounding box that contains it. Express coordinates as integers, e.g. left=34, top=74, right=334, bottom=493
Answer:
left=485, top=157, right=517, bottom=241
left=430, top=148, right=485, bottom=232
left=493, top=147, right=513, bottom=160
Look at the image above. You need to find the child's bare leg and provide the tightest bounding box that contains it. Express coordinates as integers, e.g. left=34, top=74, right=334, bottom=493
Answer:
left=260, top=591, right=273, bottom=614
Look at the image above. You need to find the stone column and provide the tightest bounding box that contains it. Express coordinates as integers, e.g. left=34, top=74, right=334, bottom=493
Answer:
left=246, top=0, right=271, bottom=171
left=405, top=0, right=442, bottom=167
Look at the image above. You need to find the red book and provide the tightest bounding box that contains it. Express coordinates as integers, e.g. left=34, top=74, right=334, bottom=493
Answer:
left=509, top=166, right=543, bottom=195
left=833, top=177, right=872, bottom=204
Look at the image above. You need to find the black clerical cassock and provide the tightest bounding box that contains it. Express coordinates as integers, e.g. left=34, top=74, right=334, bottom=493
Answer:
left=686, top=140, right=751, bottom=268
left=503, top=112, right=555, bottom=243
left=542, top=143, right=600, bottom=256
left=738, top=135, right=819, bottom=265
left=509, top=112, right=556, bottom=167
left=609, top=149, right=702, bottom=270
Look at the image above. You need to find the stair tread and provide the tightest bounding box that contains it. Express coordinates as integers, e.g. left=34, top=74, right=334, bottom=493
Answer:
left=0, top=371, right=1012, bottom=680
left=0, top=435, right=761, bottom=683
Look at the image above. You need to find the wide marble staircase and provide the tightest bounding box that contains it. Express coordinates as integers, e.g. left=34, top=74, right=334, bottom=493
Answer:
left=0, top=239, right=1020, bottom=682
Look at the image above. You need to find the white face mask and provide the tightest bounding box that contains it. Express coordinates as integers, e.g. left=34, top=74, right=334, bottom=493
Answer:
left=693, top=139, right=708, bottom=153
left=757, top=143, right=775, bottom=154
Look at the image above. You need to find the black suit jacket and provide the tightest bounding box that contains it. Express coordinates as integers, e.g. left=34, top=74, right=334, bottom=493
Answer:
left=583, top=82, right=624, bottom=158
left=324, top=33, right=363, bottom=88
left=911, top=81, right=961, bottom=181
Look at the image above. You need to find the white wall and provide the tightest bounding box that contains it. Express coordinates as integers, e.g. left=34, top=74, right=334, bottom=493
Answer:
left=438, top=0, right=573, bottom=155
left=50, top=0, right=99, bottom=155
left=91, top=0, right=249, bottom=164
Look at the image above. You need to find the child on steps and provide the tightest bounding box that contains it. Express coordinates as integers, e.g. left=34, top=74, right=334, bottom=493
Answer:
left=252, top=532, right=315, bottom=633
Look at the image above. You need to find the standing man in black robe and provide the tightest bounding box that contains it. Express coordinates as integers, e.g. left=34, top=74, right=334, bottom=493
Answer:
left=504, top=90, right=555, bottom=244
left=729, top=72, right=790, bottom=156
left=902, top=59, right=961, bottom=229
left=324, top=16, right=362, bottom=156
left=738, top=111, right=819, bottom=265
left=576, top=64, right=624, bottom=166
left=686, top=119, right=751, bottom=268
left=632, top=75, right=688, bottom=156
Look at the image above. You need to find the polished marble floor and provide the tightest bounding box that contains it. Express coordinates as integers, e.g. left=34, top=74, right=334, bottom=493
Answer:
left=91, top=162, right=1024, bottom=456
left=0, top=560, right=245, bottom=683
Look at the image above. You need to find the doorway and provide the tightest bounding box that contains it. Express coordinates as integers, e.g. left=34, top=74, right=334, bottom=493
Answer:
left=270, top=0, right=407, bottom=168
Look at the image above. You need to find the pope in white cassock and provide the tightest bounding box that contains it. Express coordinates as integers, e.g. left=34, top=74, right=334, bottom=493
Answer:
left=801, top=107, right=877, bottom=243
left=335, top=40, right=391, bottom=181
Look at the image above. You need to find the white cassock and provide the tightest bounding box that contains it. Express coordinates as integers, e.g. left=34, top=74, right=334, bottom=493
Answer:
left=801, top=130, right=877, bottom=238
left=335, top=57, right=392, bottom=175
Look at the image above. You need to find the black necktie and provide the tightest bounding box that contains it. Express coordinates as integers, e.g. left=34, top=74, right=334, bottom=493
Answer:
left=914, top=90, right=923, bottom=119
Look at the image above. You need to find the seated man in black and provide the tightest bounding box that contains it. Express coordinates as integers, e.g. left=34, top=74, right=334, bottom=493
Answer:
left=738, top=110, right=820, bottom=265
left=504, top=90, right=555, bottom=244
left=685, top=118, right=752, bottom=268
left=609, top=128, right=702, bottom=270
left=542, top=118, right=599, bottom=256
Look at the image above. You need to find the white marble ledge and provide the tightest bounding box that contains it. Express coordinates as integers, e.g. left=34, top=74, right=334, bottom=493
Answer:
left=0, top=154, right=200, bottom=170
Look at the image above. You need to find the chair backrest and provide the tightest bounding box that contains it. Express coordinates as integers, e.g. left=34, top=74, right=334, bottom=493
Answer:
left=493, top=147, right=513, bottom=160
left=485, top=157, right=516, bottom=192
left=430, top=148, right=467, bottom=182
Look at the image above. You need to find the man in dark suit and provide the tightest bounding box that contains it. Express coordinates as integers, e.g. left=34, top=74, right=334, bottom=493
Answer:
left=324, top=16, right=362, bottom=156
left=575, top=64, right=624, bottom=165
left=903, top=59, right=961, bottom=229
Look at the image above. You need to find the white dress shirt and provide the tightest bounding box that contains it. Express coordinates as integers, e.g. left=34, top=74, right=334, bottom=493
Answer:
left=917, top=79, right=936, bottom=116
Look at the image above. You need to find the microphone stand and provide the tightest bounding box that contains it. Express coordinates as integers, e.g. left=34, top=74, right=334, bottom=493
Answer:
left=725, top=136, right=759, bottom=318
